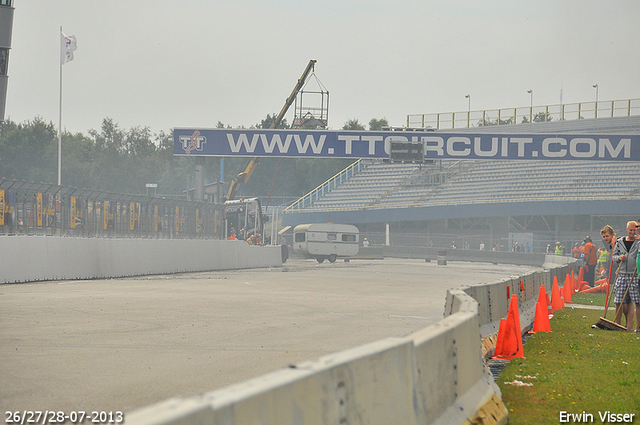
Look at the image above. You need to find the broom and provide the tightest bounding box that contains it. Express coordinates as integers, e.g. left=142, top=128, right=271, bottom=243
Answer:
left=595, top=239, right=628, bottom=331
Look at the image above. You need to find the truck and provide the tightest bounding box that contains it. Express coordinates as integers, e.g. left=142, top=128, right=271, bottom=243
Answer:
left=222, top=197, right=264, bottom=241
left=292, top=223, right=359, bottom=263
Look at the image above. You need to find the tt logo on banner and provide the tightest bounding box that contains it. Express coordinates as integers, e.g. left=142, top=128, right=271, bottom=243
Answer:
left=179, top=130, right=207, bottom=154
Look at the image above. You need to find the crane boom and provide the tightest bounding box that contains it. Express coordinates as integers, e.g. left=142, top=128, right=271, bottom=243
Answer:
left=225, top=60, right=317, bottom=201
left=272, top=59, right=317, bottom=129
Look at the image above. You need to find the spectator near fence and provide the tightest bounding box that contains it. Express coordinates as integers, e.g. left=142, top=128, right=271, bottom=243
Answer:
left=597, top=244, right=610, bottom=278
left=583, top=236, right=598, bottom=287
left=555, top=242, right=564, bottom=256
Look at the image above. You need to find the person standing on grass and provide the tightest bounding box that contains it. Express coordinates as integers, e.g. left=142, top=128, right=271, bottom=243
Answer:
left=634, top=219, right=640, bottom=333
left=597, top=246, right=609, bottom=278
left=583, top=236, right=598, bottom=287
left=601, top=225, right=615, bottom=279
left=612, top=221, right=639, bottom=332
left=601, top=225, right=632, bottom=330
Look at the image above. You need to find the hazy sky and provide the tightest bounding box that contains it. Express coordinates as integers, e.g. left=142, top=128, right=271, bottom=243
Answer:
left=5, top=0, right=640, bottom=135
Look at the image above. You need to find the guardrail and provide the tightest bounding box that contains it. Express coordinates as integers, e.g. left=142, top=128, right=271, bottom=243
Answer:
left=0, top=179, right=223, bottom=239
left=126, top=253, right=579, bottom=425
left=407, top=98, right=640, bottom=130
left=284, top=159, right=364, bottom=213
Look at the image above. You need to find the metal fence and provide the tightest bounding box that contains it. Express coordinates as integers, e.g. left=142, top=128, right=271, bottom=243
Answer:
left=359, top=231, right=603, bottom=255
left=284, top=159, right=365, bottom=213
left=0, top=179, right=224, bottom=239
left=407, top=98, right=640, bottom=130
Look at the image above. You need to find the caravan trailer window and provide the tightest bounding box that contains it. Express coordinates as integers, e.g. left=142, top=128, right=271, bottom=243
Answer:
left=342, top=234, right=356, bottom=242
left=327, top=233, right=337, bottom=241
left=294, top=233, right=306, bottom=242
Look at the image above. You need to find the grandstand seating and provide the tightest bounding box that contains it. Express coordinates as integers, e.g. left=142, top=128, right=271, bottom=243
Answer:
left=308, top=163, right=418, bottom=209
left=287, top=115, right=640, bottom=212
left=295, top=159, right=640, bottom=211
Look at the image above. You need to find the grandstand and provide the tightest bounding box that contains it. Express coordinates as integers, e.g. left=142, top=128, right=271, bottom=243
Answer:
left=287, top=158, right=640, bottom=210
left=282, top=115, right=640, bottom=250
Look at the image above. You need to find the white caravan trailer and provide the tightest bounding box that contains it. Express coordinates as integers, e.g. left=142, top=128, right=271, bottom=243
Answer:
left=293, top=223, right=359, bottom=263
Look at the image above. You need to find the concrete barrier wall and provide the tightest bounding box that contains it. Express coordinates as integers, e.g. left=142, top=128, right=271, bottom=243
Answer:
left=444, top=255, right=580, bottom=341
left=128, top=254, right=582, bottom=425
left=410, top=290, right=501, bottom=425
left=0, top=237, right=282, bottom=284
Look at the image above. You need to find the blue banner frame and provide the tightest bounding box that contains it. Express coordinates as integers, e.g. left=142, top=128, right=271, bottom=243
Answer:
left=173, top=128, right=640, bottom=161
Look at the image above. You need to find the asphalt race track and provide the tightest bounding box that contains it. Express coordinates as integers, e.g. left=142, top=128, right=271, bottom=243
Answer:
left=1, top=258, right=538, bottom=414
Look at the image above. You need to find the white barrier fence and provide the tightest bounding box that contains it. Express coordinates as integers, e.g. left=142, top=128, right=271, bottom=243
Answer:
left=0, top=237, right=282, bottom=283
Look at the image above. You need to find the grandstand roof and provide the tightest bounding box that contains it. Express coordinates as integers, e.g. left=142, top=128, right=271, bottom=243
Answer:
left=443, top=115, right=640, bottom=135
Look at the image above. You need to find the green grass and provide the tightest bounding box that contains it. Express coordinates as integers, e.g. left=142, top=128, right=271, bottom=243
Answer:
left=571, top=292, right=608, bottom=307
left=498, top=307, right=640, bottom=424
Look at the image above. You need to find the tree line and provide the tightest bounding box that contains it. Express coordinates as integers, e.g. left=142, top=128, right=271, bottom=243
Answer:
left=0, top=116, right=387, bottom=204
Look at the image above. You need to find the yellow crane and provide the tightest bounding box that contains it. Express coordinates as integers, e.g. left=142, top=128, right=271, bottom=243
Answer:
left=225, top=59, right=318, bottom=201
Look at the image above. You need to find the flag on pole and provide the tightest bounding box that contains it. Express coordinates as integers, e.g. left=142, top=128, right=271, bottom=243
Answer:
left=60, top=31, right=77, bottom=65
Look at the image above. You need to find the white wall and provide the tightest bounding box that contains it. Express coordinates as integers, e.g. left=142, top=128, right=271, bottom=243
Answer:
left=0, top=237, right=282, bottom=283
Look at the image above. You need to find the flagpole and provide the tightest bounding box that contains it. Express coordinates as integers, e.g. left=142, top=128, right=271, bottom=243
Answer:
left=58, top=26, right=63, bottom=186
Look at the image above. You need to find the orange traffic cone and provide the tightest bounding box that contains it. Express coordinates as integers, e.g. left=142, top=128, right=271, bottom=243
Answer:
left=577, top=267, right=584, bottom=286
left=563, top=274, right=573, bottom=303
left=493, top=318, right=507, bottom=358
left=578, top=281, right=591, bottom=293
left=537, top=284, right=547, bottom=305
left=531, top=301, right=551, bottom=333
left=571, top=270, right=577, bottom=292
left=493, top=295, right=524, bottom=360
left=546, top=292, right=553, bottom=317
left=551, top=276, right=564, bottom=312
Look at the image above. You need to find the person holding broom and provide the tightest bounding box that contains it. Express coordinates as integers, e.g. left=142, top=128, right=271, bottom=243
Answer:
left=632, top=218, right=640, bottom=333
left=612, top=221, right=640, bottom=332
left=602, top=225, right=632, bottom=330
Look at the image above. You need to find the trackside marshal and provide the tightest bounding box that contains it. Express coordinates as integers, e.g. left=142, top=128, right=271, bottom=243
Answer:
left=173, top=128, right=640, bottom=161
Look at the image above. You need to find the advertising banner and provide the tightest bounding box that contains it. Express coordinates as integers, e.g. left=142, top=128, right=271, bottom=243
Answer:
left=129, top=202, right=139, bottom=231
left=0, top=190, right=4, bottom=226
left=154, top=205, right=163, bottom=233
left=70, top=197, right=77, bottom=229
left=174, top=128, right=640, bottom=161
left=196, top=208, right=202, bottom=234
left=7, top=190, right=15, bottom=227
left=46, top=194, right=55, bottom=228
left=37, top=193, right=43, bottom=227
left=175, top=206, right=180, bottom=233
left=103, top=201, right=114, bottom=231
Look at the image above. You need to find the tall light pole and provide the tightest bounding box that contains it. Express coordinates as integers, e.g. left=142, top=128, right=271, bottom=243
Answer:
left=465, top=94, right=470, bottom=127
left=592, top=84, right=598, bottom=118
left=527, top=89, right=533, bottom=122
left=0, top=0, right=14, bottom=135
